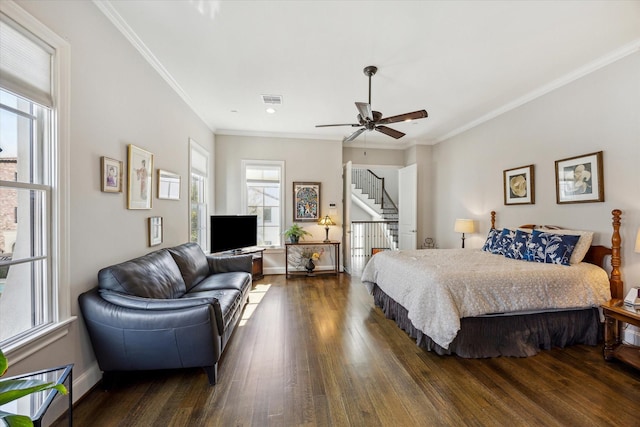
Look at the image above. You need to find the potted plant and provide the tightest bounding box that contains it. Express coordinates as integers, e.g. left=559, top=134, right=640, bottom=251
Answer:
left=0, top=349, right=67, bottom=426
left=284, top=224, right=311, bottom=243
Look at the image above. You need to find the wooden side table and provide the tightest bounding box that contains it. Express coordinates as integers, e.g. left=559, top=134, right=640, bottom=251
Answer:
left=285, top=241, right=340, bottom=278
left=0, top=364, right=73, bottom=426
left=602, top=299, right=640, bottom=370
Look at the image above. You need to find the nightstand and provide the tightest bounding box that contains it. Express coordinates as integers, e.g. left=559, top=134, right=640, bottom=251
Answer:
left=602, top=299, right=640, bottom=370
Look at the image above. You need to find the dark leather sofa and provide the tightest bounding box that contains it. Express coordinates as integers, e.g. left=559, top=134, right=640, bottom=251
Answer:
left=78, top=242, right=253, bottom=385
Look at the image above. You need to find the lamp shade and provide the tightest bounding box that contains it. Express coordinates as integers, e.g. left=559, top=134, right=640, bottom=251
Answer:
left=318, top=215, right=335, bottom=226
left=635, top=228, right=640, bottom=253
left=454, top=219, right=475, bottom=234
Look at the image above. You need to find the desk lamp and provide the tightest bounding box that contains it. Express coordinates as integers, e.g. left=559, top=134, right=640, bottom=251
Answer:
left=318, top=215, right=335, bottom=243
left=454, top=219, right=475, bottom=248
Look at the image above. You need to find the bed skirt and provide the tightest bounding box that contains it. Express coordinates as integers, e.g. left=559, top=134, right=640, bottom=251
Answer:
left=372, top=285, right=602, bottom=358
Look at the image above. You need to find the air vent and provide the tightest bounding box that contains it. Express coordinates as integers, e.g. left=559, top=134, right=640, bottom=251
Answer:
left=261, top=94, right=283, bottom=105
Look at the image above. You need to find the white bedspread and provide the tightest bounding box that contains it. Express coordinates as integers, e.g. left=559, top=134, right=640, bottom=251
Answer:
left=360, top=249, right=611, bottom=349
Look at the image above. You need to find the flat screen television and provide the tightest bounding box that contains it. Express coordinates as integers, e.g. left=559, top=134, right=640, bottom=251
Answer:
left=210, top=215, right=258, bottom=253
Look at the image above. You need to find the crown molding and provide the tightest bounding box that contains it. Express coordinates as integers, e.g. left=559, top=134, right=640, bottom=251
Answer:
left=436, top=38, right=640, bottom=143
left=93, top=0, right=213, bottom=131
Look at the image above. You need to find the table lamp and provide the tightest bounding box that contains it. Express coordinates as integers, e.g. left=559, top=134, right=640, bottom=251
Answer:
left=318, top=215, right=335, bottom=243
left=454, top=219, right=475, bottom=248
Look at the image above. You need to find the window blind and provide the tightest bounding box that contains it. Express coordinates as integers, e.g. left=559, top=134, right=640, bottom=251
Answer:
left=0, top=14, right=53, bottom=107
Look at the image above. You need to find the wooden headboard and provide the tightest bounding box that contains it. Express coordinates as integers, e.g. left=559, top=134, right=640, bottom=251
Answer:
left=489, top=209, right=623, bottom=299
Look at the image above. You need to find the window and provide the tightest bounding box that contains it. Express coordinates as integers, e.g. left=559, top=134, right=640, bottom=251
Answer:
left=0, top=4, right=71, bottom=355
left=242, top=160, right=284, bottom=248
left=190, top=139, right=209, bottom=251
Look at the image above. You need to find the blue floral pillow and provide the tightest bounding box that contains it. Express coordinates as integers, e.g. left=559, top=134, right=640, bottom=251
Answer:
left=492, top=228, right=517, bottom=255
left=482, top=228, right=501, bottom=252
left=504, top=229, right=531, bottom=260
left=525, top=230, right=580, bottom=266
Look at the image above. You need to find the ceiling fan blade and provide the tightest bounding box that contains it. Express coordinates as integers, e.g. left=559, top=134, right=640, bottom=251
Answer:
left=375, top=126, right=405, bottom=139
left=343, top=127, right=366, bottom=143
left=377, top=109, right=428, bottom=125
left=316, top=123, right=360, bottom=128
left=355, top=102, right=372, bottom=121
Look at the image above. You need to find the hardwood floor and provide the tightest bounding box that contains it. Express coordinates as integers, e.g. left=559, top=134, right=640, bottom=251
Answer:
left=55, top=274, right=640, bottom=426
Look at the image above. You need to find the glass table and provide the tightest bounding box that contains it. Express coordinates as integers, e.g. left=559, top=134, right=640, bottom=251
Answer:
left=0, top=364, right=73, bottom=426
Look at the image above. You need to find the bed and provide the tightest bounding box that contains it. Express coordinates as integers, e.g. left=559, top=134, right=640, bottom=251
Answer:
left=361, top=209, right=623, bottom=357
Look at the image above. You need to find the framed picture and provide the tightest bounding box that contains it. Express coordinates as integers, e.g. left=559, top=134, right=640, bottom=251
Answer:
left=555, top=151, right=604, bottom=204
left=101, top=156, right=122, bottom=193
left=293, top=182, right=321, bottom=222
left=503, top=164, right=535, bottom=205
left=127, top=144, right=153, bottom=209
left=148, top=216, right=163, bottom=246
left=157, top=169, right=181, bottom=200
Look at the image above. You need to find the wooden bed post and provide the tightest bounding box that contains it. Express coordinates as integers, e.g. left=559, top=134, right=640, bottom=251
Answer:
left=490, top=211, right=496, bottom=229
left=610, top=209, right=623, bottom=300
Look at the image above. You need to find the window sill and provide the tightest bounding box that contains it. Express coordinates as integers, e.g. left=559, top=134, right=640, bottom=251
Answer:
left=3, top=316, right=77, bottom=365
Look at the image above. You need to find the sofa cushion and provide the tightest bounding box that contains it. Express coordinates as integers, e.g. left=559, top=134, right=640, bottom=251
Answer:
left=98, top=250, right=186, bottom=299
left=183, top=289, right=243, bottom=335
left=189, top=271, right=252, bottom=294
left=168, top=243, right=211, bottom=291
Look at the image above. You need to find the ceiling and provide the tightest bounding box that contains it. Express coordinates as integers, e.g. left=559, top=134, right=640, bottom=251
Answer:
left=98, top=1, right=640, bottom=148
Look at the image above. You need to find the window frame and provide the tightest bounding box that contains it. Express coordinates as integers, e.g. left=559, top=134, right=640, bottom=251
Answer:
left=241, top=160, right=285, bottom=249
left=0, top=2, right=72, bottom=363
left=189, top=138, right=209, bottom=252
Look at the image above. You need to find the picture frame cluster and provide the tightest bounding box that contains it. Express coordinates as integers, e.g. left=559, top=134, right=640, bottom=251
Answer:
left=503, top=151, right=603, bottom=206
left=100, top=144, right=180, bottom=247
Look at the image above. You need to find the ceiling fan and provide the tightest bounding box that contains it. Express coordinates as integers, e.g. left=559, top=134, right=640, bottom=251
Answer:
left=316, top=65, right=428, bottom=143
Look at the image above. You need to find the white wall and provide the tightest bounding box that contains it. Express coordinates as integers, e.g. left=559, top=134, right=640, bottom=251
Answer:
left=6, top=2, right=639, bottom=422
left=431, top=51, right=640, bottom=294
left=8, top=1, right=214, bottom=422
left=214, top=134, right=343, bottom=273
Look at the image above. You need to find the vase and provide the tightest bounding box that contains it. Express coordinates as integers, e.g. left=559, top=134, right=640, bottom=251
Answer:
left=305, top=258, right=315, bottom=274
left=290, top=235, right=299, bottom=243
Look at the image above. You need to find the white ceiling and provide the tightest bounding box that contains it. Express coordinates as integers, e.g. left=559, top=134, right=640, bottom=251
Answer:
left=98, top=0, right=640, bottom=148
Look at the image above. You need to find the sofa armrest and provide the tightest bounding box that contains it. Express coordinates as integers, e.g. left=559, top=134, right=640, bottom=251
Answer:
left=78, top=288, right=221, bottom=373
left=207, top=254, right=253, bottom=274
left=99, top=289, right=219, bottom=311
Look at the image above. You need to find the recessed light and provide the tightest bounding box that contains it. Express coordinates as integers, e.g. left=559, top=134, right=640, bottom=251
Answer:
left=266, top=107, right=276, bottom=114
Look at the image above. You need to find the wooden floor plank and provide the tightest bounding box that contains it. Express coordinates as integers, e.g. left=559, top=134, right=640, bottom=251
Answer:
left=54, top=274, right=640, bottom=426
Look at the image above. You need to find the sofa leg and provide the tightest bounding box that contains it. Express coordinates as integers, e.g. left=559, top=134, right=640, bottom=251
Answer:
left=204, top=364, right=217, bottom=385
left=101, top=371, right=116, bottom=390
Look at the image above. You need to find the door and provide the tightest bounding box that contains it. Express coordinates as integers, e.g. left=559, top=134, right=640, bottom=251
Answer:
left=398, top=163, right=417, bottom=250
left=342, top=161, right=352, bottom=274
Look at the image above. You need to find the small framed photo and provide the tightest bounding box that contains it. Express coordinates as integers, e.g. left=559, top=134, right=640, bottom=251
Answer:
left=101, top=157, right=122, bottom=193
left=148, top=216, right=163, bottom=246
left=293, top=182, right=321, bottom=222
left=555, top=151, right=604, bottom=204
left=127, top=144, right=154, bottom=209
left=503, top=164, right=535, bottom=205
left=157, top=169, right=181, bottom=200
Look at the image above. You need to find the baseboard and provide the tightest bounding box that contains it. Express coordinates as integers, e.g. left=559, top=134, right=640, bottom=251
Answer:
left=42, top=361, right=102, bottom=426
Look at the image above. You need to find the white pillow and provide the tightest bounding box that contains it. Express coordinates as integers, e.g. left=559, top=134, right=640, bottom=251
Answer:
left=537, top=228, right=594, bottom=264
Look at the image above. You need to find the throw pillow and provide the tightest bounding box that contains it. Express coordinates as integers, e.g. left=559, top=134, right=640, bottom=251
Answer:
left=492, top=228, right=516, bottom=256
left=525, top=230, right=580, bottom=266
left=504, top=229, right=531, bottom=260
left=482, top=228, right=501, bottom=252
left=537, top=228, right=594, bottom=264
